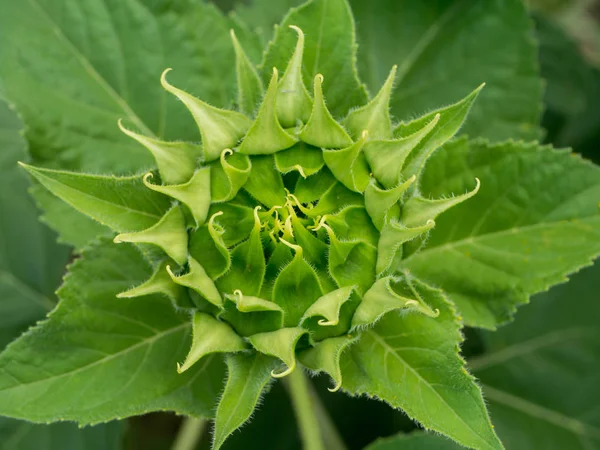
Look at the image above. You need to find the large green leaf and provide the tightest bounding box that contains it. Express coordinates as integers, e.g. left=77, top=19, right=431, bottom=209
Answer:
left=0, top=0, right=238, bottom=246
left=341, top=278, right=502, bottom=450
left=0, top=240, right=225, bottom=424
left=350, top=0, right=542, bottom=141
left=0, top=418, right=123, bottom=450
left=365, top=432, right=464, bottom=450
left=400, top=138, right=600, bottom=329
left=261, top=0, right=368, bottom=118
left=470, top=262, right=600, bottom=449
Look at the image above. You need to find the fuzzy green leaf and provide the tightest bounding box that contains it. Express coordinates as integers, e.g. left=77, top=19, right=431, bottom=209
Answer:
left=323, top=131, right=371, bottom=193
left=243, top=155, right=287, bottom=208
left=470, top=263, right=600, bottom=449
left=210, top=151, right=252, bottom=203
left=351, top=0, right=542, bottom=141
left=274, top=142, right=324, bottom=178
left=365, top=432, right=463, bottom=450
left=262, top=0, right=368, bottom=117
left=221, top=292, right=283, bottom=337
left=0, top=240, right=225, bottom=424
left=189, top=213, right=232, bottom=280
left=213, top=353, right=279, bottom=450
left=341, top=277, right=503, bottom=450
left=299, top=335, right=357, bottom=392
left=20, top=165, right=170, bottom=233
left=400, top=139, right=600, bottom=329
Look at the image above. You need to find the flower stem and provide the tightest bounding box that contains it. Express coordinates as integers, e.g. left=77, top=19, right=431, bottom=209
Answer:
left=285, top=369, right=326, bottom=450
left=171, top=417, right=206, bottom=450
left=308, top=382, right=348, bottom=450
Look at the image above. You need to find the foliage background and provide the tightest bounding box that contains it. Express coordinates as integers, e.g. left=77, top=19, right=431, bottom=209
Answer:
left=0, top=0, right=598, bottom=448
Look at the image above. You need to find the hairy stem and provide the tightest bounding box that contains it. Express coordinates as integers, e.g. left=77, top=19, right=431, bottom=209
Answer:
left=285, top=369, right=326, bottom=450
left=171, top=417, right=206, bottom=450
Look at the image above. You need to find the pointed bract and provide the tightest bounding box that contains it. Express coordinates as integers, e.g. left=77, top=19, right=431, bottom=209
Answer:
left=299, top=335, right=357, bottom=392
left=189, top=212, right=231, bottom=279
left=301, top=286, right=356, bottom=327
left=143, top=168, right=211, bottom=226
left=114, top=206, right=188, bottom=265
left=351, top=276, right=439, bottom=330
left=376, top=219, right=435, bottom=275
left=177, top=312, right=247, bottom=373
left=167, top=257, right=223, bottom=308
left=238, top=68, right=298, bottom=155
left=118, top=120, right=200, bottom=185
left=364, top=115, right=439, bottom=189
left=300, top=74, right=353, bottom=148
left=345, top=65, right=397, bottom=140
left=276, top=26, right=313, bottom=127
left=248, top=327, right=308, bottom=378
left=403, top=179, right=481, bottom=228
left=364, top=176, right=416, bottom=231
left=210, top=149, right=252, bottom=203
left=323, top=131, right=371, bottom=193
left=161, top=69, right=252, bottom=162
left=230, top=29, right=264, bottom=116
left=117, top=261, right=193, bottom=309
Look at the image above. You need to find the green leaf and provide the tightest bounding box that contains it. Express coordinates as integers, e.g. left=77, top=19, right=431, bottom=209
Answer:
left=0, top=99, right=69, bottom=346
left=0, top=0, right=239, bottom=245
left=365, top=432, right=464, bottom=450
left=21, top=165, right=171, bottom=233
left=213, top=353, right=279, bottom=450
left=243, top=155, right=287, bottom=208
left=261, top=0, right=368, bottom=118
left=274, top=142, right=324, bottom=178
left=351, top=0, right=542, bottom=141
left=341, top=277, right=503, bottom=450
left=470, top=262, right=600, bottom=449
left=400, top=139, right=600, bottom=329
left=0, top=240, right=225, bottom=424
left=221, top=291, right=283, bottom=337
left=0, top=418, right=124, bottom=450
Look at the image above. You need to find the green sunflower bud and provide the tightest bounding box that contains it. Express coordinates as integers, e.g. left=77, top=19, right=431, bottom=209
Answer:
left=21, top=24, right=483, bottom=450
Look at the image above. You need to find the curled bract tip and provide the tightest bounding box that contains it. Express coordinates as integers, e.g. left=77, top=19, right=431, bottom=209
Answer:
left=271, top=362, right=296, bottom=379
left=318, top=318, right=338, bottom=327
left=288, top=24, right=304, bottom=38
left=279, top=237, right=302, bottom=255
left=328, top=381, right=343, bottom=393
left=315, top=73, right=324, bottom=83
left=208, top=211, right=224, bottom=227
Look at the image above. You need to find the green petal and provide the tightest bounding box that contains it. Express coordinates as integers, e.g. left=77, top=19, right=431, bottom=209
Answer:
left=116, top=260, right=193, bottom=309
left=221, top=290, right=283, bottom=337
left=210, top=149, right=252, bottom=203
left=272, top=239, right=324, bottom=327
left=118, top=120, right=201, bottom=185
left=189, top=212, right=232, bottom=279
left=217, top=207, right=266, bottom=296
left=248, top=327, right=308, bottom=378
left=402, top=178, right=480, bottom=228
left=167, top=257, right=223, bottom=309
left=143, top=168, right=211, bottom=226
left=276, top=26, right=313, bottom=127
left=230, top=29, right=264, bottom=116
left=363, top=115, right=439, bottom=189
left=344, top=65, right=397, bottom=140
left=161, top=69, right=252, bottom=162
left=364, top=176, right=416, bottom=231
left=114, top=206, right=188, bottom=265
left=323, top=131, right=371, bottom=193
left=300, top=74, right=353, bottom=148
left=238, top=68, right=298, bottom=155
left=299, top=335, right=357, bottom=392
left=351, top=276, right=439, bottom=330
left=177, top=312, right=247, bottom=373
left=274, top=142, right=324, bottom=178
